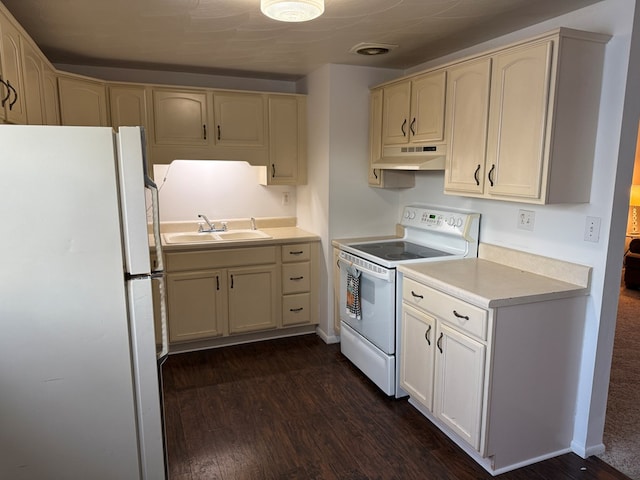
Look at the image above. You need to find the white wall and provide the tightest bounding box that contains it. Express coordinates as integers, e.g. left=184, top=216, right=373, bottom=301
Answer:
left=297, top=63, right=401, bottom=341
left=153, top=160, right=296, bottom=222
left=398, top=0, right=639, bottom=458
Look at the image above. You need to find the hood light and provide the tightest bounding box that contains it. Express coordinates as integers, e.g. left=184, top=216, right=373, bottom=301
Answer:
left=260, top=0, right=325, bottom=22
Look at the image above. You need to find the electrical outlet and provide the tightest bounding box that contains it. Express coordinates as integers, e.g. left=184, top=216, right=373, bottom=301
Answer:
left=584, top=216, right=601, bottom=242
left=282, top=192, right=290, bottom=206
left=517, top=209, right=535, bottom=231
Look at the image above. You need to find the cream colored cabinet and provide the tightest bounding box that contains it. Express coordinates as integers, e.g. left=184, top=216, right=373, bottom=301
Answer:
left=368, top=88, right=414, bottom=188
left=58, top=75, right=109, bottom=126
left=260, top=94, right=307, bottom=185
left=228, top=265, right=277, bottom=333
left=444, top=29, right=609, bottom=204
left=0, top=13, right=26, bottom=124
left=381, top=70, right=446, bottom=146
left=400, top=304, right=436, bottom=410
left=21, top=40, right=46, bottom=125
left=281, top=243, right=316, bottom=327
left=213, top=91, right=266, bottom=147
left=109, top=84, right=149, bottom=130
left=166, top=270, right=226, bottom=343
left=443, top=57, right=491, bottom=195
left=42, top=66, right=60, bottom=125
left=401, top=277, right=486, bottom=450
left=151, top=88, right=210, bottom=146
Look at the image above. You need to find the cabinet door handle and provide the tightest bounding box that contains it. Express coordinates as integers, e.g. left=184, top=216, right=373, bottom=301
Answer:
left=373, top=169, right=378, bottom=180
left=272, top=163, right=276, bottom=178
left=289, top=250, right=304, bottom=255
left=6, top=80, right=17, bottom=110
left=217, top=125, right=221, bottom=140
left=401, top=119, right=407, bottom=137
left=203, top=124, right=207, bottom=140
left=1, top=77, right=11, bottom=107
left=230, top=274, right=234, bottom=289
left=474, top=164, right=481, bottom=186
left=410, top=117, right=416, bottom=136
left=488, top=164, right=496, bottom=187
left=424, top=325, right=431, bottom=346
left=411, top=290, right=424, bottom=299
left=290, top=276, right=304, bottom=281
left=289, top=307, right=304, bottom=312
left=216, top=275, right=220, bottom=291
left=453, top=310, right=469, bottom=321
left=437, top=332, right=443, bottom=353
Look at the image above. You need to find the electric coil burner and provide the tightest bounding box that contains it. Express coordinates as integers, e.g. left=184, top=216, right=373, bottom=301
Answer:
left=333, top=205, right=480, bottom=397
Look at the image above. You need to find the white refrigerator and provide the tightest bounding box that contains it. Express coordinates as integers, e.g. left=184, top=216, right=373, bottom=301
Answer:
left=0, top=125, right=169, bottom=479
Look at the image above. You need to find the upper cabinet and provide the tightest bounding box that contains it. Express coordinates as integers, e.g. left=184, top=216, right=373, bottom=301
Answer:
left=444, top=29, right=609, bottom=204
left=58, top=74, right=109, bottom=126
left=151, top=88, right=210, bottom=146
left=0, top=11, right=26, bottom=124
left=213, top=92, right=266, bottom=148
left=260, top=94, right=307, bottom=185
left=109, top=83, right=149, bottom=130
left=381, top=70, right=446, bottom=146
left=21, top=40, right=46, bottom=125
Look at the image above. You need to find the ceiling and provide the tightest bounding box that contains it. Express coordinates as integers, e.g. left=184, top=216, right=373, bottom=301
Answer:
left=2, top=0, right=603, bottom=81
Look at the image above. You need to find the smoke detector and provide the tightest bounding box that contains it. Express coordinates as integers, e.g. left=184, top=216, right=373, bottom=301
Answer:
left=350, top=42, right=398, bottom=56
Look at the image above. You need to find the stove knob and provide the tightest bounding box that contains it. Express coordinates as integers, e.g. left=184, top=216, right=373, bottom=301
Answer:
left=407, top=210, right=416, bottom=219
left=456, top=217, right=464, bottom=227
left=447, top=216, right=455, bottom=226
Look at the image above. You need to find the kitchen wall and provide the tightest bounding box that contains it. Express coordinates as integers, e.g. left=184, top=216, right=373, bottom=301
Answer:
left=153, top=160, right=296, bottom=222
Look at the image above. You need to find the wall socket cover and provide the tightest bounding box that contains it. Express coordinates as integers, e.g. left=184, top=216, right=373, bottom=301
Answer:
left=518, top=209, right=535, bottom=231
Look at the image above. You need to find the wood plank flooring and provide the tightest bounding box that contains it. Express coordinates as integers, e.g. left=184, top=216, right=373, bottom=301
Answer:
left=162, top=334, right=629, bottom=480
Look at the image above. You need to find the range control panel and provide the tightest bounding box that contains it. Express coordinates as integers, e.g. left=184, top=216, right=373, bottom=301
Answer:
left=401, top=206, right=480, bottom=240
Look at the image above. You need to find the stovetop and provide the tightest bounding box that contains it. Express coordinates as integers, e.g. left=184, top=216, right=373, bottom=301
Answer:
left=348, top=240, right=453, bottom=262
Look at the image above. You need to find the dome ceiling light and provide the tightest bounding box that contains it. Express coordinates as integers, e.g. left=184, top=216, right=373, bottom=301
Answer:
left=350, top=42, right=398, bottom=56
left=260, top=0, right=325, bottom=22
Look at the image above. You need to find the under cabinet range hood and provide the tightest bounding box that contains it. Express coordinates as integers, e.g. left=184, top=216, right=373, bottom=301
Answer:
left=374, top=144, right=447, bottom=170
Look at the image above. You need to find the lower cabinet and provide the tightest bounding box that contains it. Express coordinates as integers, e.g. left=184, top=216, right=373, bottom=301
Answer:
left=400, top=274, right=584, bottom=473
left=164, top=241, right=318, bottom=346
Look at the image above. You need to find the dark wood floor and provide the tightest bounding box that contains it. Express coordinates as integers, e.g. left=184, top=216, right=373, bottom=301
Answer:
left=162, top=334, right=629, bottom=480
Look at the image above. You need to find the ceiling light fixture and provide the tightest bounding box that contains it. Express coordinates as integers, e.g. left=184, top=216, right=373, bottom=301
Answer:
left=260, top=0, right=324, bottom=22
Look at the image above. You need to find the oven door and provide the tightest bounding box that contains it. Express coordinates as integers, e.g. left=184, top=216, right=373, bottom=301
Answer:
left=338, top=255, right=396, bottom=355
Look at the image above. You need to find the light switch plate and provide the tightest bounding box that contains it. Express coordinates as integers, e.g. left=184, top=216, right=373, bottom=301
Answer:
left=584, top=216, right=601, bottom=242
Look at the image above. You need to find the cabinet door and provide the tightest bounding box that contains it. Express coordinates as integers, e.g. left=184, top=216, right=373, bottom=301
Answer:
left=410, top=70, right=446, bottom=143
left=0, top=17, right=26, bottom=124
left=400, top=304, right=436, bottom=411
left=267, top=95, right=305, bottom=184
left=228, top=265, right=277, bottom=334
left=444, top=58, right=491, bottom=195
left=382, top=81, right=411, bottom=145
left=42, top=65, right=59, bottom=125
left=368, top=89, right=383, bottom=186
left=110, top=84, right=148, bottom=129
left=58, top=76, right=109, bottom=126
left=485, top=41, right=553, bottom=199
left=434, top=323, right=486, bottom=450
left=21, top=41, right=45, bottom=125
left=166, top=270, right=225, bottom=343
left=152, top=88, right=210, bottom=146
left=213, top=92, right=266, bottom=147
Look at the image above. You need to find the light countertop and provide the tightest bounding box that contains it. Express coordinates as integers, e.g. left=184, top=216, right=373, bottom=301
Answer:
left=399, top=243, right=592, bottom=309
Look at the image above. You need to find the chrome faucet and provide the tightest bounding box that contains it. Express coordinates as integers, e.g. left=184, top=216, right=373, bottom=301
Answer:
left=250, top=217, right=257, bottom=230
left=198, top=214, right=227, bottom=232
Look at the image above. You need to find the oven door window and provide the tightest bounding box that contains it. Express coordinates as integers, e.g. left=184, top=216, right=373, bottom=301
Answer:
left=339, top=264, right=395, bottom=355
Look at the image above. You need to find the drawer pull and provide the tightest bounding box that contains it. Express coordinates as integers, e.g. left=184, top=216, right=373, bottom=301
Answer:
left=424, top=325, right=431, bottom=345
left=437, top=332, right=443, bottom=353
left=290, top=276, right=304, bottom=281
left=289, top=250, right=304, bottom=255
left=453, top=310, right=469, bottom=321
left=411, top=291, right=424, bottom=299
left=289, top=307, right=304, bottom=313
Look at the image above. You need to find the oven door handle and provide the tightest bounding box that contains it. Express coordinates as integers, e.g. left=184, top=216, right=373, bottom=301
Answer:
left=337, top=257, right=394, bottom=282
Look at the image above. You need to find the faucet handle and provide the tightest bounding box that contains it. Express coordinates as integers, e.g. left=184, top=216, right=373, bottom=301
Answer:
left=250, top=217, right=257, bottom=230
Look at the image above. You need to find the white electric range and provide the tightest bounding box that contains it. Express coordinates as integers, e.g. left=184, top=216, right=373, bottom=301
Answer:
left=335, top=205, right=480, bottom=397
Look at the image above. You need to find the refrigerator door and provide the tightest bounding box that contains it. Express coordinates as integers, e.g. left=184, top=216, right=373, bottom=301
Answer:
left=0, top=125, right=146, bottom=479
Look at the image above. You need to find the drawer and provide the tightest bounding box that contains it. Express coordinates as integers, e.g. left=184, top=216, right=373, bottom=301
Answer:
left=403, top=277, right=488, bottom=341
left=282, top=243, right=310, bottom=263
left=282, top=262, right=310, bottom=294
left=165, top=246, right=276, bottom=272
left=282, top=293, right=310, bottom=326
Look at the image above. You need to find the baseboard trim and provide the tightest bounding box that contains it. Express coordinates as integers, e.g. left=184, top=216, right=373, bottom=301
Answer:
left=315, top=326, right=340, bottom=344
left=571, top=440, right=605, bottom=458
